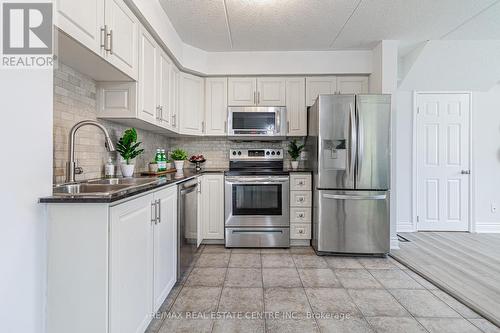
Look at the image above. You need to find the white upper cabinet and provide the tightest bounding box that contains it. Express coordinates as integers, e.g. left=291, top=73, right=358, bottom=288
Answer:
left=306, top=76, right=337, bottom=106
left=157, top=49, right=172, bottom=129
left=228, top=78, right=256, bottom=106
left=205, top=78, right=228, bottom=136
left=257, top=77, right=286, bottom=106
left=286, top=78, right=307, bottom=136
left=55, top=0, right=105, bottom=54
left=104, top=0, right=138, bottom=80
left=180, top=73, right=204, bottom=135
left=337, top=76, right=369, bottom=94
left=200, top=174, right=225, bottom=240
left=228, top=77, right=286, bottom=106
left=137, top=25, right=158, bottom=124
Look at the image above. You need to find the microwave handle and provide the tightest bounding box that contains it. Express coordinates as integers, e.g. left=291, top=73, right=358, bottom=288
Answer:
left=275, top=110, right=280, bottom=133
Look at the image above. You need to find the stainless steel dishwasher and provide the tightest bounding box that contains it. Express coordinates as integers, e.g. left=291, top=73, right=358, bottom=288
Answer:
left=177, top=178, right=199, bottom=280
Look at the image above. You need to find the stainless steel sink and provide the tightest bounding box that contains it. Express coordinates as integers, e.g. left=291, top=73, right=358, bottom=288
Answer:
left=86, top=178, right=158, bottom=186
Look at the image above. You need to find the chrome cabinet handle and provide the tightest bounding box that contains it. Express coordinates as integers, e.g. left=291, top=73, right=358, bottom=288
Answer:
left=224, top=121, right=227, bottom=134
left=257, top=92, right=260, bottom=104
left=100, top=25, right=107, bottom=49
left=156, top=199, right=161, bottom=224
left=348, top=103, right=356, bottom=179
left=287, top=121, right=290, bottom=134
left=461, top=170, right=471, bottom=175
left=107, top=29, right=113, bottom=54
left=172, top=114, right=176, bottom=126
left=151, top=201, right=157, bottom=224
left=253, top=91, right=256, bottom=105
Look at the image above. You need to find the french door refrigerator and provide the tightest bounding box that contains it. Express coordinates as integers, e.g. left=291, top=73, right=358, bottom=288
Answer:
left=306, top=94, right=391, bottom=255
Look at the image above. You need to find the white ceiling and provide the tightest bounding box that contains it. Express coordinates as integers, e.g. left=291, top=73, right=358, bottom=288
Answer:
left=159, top=0, right=500, bottom=51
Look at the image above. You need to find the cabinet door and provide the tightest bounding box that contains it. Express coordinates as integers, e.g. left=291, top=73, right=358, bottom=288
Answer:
left=180, top=73, right=204, bottom=135
left=109, top=194, right=153, bottom=333
left=104, top=0, right=138, bottom=80
left=201, top=174, right=225, bottom=240
left=153, top=187, right=177, bottom=311
left=157, top=49, right=172, bottom=129
left=205, top=78, right=228, bottom=136
left=285, top=78, right=307, bottom=136
left=306, top=77, right=337, bottom=106
left=55, top=0, right=104, bottom=54
left=257, top=77, right=286, bottom=106
left=337, top=76, right=369, bottom=94
left=228, top=78, right=256, bottom=106
left=138, top=25, right=158, bottom=124
left=169, top=66, right=180, bottom=131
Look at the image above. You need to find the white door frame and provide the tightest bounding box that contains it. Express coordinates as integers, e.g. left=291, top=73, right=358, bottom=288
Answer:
left=411, top=91, right=475, bottom=232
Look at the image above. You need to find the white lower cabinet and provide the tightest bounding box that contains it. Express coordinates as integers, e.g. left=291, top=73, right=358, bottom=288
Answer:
left=290, top=173, right=312, bottom=241
left=200, top=174, right=225, bottom=240
left=46, top=185, right=178, bottom=333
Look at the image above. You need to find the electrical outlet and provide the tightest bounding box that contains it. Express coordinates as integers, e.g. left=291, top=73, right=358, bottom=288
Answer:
left=491, top=202, right=497, bottom=213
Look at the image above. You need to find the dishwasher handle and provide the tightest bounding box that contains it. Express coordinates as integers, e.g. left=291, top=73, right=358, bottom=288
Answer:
left=180, top=184, right=198, bottom=195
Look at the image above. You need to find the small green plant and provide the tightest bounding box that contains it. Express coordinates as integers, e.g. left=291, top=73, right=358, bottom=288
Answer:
left=288, top=139, right=305, bottom=161
left=170, top=148, right=188, bottom=161
left=116, top=128, right=144, bottom=165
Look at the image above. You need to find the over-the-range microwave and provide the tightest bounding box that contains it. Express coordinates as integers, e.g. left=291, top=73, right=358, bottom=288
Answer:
left=227, top=106, right=287, bottom=140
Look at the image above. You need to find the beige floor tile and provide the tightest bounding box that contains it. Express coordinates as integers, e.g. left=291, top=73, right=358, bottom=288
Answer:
left=261, top=248, right=290, bottom=254
left=335, top=269, right=383, bottom=289
left=292, top=254, right=328, bottom=268
left=213, top=318, right=265, bottom=333
left=225, top=268, right=263, bottom=288
left=403, top=270, right=439, bottom=290
left=159, top=318, right=213, bottom=333
left=232, top=248, right=262, bottom=254
left=297, top=268, right=341, bottom=288
left=431, top=289, right=481, bottom=319
left=417, top=318, right=483, bottom=333
left=229, top=253, right=261, bottom=268
left=305, top=288, right=361, bottom=316
left=358, top=257, right=398, bottom=270
left=185, top=267, right=227, bottom=287
left=289, top=246, right=315, bottom=255
left=196, top=253, right=230, bottom=268
left=366, top=317, right=427, bottom=333
left=170, top=286, right=221, bottom=313
left=317, top=316, right=374, bottom=333
left=390, top=289, right=460, bottom=318
left=202, top=245, right=231, bottom=254
left=218, top=287, right=264, bottom=313
left=324, top=257, right=364, bottom=269
left=469, top=318, right=500, bottom=333
left=369, top=269, right=425, bottom=289
left=261, top=254, right=295, bottom=268
left=264, top=287, right=312, bottom=313
left=266, top=316, right=319, bottom=333
left=348, top=289, right=409, bottom=317
left=263, top=268, right=302, bottom=288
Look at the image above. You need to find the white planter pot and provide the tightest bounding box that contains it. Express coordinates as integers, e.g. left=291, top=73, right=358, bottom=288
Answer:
left=120, top=163, right=135, bottom=177
left=165, top=162, right=172, bottom=170
left=174, top=160, right=184, bottom=172
left=291, top=160, right=299, bottom=170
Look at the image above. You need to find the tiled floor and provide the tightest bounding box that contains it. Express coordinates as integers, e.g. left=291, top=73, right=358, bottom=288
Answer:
left=147, top=245, right=500, bottom=333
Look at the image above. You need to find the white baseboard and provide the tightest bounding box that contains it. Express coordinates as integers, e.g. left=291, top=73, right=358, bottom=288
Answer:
left=397, top=221, right=416, bottom=233
left=475, top=223, right=500, bottom=233
left=390, top=237, right=400, bottom=250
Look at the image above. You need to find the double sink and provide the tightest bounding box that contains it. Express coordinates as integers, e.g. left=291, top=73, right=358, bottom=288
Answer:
left=53, top=177, right=160, bottom=196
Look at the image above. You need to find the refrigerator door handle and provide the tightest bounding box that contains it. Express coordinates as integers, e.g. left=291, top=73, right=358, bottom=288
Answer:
left=349, top=103, right=357, bottom=179
left=323, top=194, right=387, bottom=200
left=356, top=101, right=364, bottom=183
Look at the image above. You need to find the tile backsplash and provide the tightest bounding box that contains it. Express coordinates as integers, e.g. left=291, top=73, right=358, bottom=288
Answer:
left=53, top=62, right=303, bottom=184
left=53, top=62, right=170, bottom=184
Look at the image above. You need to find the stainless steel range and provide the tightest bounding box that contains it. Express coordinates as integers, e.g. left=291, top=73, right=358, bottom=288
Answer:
left=225, top=148, right=290, bottom=248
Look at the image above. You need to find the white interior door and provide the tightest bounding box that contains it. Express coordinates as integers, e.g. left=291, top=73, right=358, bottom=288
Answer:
left=416, top=93, right=470, bottom=231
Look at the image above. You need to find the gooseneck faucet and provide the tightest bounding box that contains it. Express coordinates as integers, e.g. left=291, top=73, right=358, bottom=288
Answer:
left=67, top=120, right=115, bottom=183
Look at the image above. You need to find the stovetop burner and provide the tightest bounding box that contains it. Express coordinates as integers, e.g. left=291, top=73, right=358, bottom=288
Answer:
left=227, top=147, right=287, bottom=176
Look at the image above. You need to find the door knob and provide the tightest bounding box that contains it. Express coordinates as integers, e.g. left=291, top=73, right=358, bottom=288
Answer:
left=461, top=170, right=471, bottom=175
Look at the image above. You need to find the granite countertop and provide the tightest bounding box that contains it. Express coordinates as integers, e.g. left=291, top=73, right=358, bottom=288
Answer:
left=39, top=168, right=227, bottom=204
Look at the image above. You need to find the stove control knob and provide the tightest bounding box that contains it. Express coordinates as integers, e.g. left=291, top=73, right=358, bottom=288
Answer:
left=266, top=151, right=270, bottom=155
left=237, top=151, right=242, bottom=155
left=277, top=151, right=281, bottom=155
left=232, top=151, right=236, bottom=156
left=271, top=151, right=275, bottom=155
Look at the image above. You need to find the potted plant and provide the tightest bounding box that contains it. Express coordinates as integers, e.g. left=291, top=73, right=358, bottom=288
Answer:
left=149, top=159, right=158, bottom=173
left=170, top=148, right=188, bottom=172
left=288, top=139, right=305, bottom=170
left=116, top=128, right=144, bottom=177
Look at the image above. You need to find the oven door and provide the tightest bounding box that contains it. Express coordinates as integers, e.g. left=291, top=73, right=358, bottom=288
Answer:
left=225, top=176, right=289, bottom=227
left=227, top=107, right=285, bottom=136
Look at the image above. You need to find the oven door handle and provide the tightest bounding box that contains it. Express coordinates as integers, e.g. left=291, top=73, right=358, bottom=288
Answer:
left=225, top=177, right=289, bottom=183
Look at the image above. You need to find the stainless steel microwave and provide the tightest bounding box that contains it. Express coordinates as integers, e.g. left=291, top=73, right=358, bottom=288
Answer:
left=227, top=106, right=287, bottom=139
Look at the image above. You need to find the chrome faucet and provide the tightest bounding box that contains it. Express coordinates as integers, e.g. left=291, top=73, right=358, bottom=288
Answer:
left=67, top=120, right=115, bottom=183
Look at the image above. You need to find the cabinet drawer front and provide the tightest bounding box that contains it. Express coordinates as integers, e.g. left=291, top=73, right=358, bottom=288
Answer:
left=290, top=223, right=311, bottom=240
left=290, top=191, right=312, bottom=207
left=290, top=207, right=311, bottom=223
left=290, top=174, right=311, bottom=191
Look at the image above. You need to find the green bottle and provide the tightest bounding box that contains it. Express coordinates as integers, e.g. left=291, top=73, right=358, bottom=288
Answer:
left=155, top=149, right=165, bottom=171
left=160, top=149, right=167, bottom=171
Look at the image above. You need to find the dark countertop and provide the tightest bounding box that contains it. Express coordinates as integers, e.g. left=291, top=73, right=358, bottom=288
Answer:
left=40, top=168, right=226, bottom=204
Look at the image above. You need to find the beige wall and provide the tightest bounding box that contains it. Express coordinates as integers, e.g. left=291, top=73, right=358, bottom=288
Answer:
left=53, top=62, right=170, bottom=184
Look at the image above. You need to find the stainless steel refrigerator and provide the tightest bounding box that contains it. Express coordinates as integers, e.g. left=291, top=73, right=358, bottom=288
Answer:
left=306, top=94, right=391, bottom=255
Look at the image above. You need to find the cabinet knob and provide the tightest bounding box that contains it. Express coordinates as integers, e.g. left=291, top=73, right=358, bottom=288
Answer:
left=298, top=197, right=304, bottom=202
left=298, top=213, right=304, bottom=218
left=298, top=229, right=304, bottom=234
left=298, top=181, right=304, bottom=185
